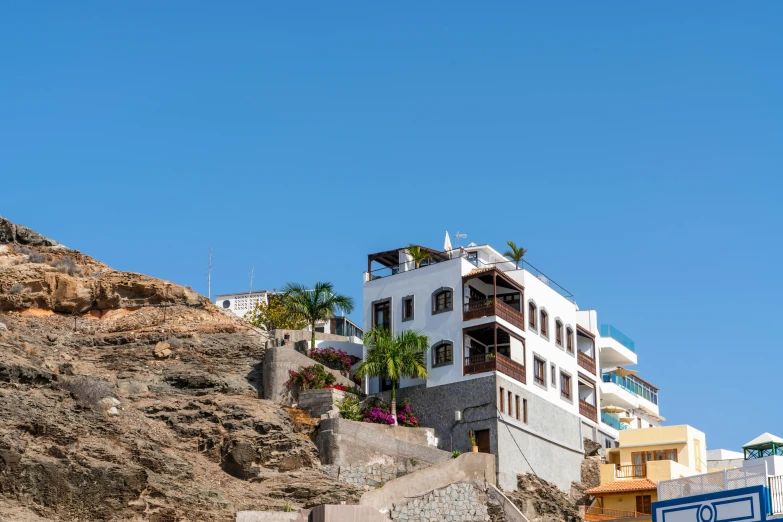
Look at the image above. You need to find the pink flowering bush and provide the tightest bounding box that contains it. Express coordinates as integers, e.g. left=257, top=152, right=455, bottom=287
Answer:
left=395, top=399, right=419, bottom=427
left=285, top=364, right=336, bottom=391
left=362, top=399, right=419, bottom=427
left=363, top=406, right=396, bottom=425
left=309, top=347, right=353, bottom=373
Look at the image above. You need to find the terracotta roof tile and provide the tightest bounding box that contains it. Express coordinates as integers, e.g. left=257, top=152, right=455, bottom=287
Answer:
left=585, top=479, right=658, bottom=495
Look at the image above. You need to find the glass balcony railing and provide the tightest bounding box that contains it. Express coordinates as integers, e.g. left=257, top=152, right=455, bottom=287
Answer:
left=601, top=411, right=628, bottom=431
left=602, top=372, right=658, bottom=405
left=599, top=324, right=636, bottom=352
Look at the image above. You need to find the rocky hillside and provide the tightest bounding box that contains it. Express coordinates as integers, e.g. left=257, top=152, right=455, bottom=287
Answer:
left=0, top=217, right=359, bottom=521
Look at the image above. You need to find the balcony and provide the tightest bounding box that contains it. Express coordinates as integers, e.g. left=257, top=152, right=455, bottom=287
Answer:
left=598, top=324, right=638, bottom=367
left=463, top=352, right=526, bottom=384
left=602, top=372, right=658, bottom=406
left=615, top=463, right=647, bottom=479
left=579, top=399, right=598, bottom=422
left=601, top=411, right=628, bottom=431
left=578, top=351, right=596, bottom=374
left=583, top=506, right=650, bottom=521
left=463, top=298, right=526, bottom=332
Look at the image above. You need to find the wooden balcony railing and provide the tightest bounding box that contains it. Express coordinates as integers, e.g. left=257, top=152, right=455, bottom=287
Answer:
left=463, top=352, right=526, bottom=384
left=579, top=399, right=598, bottom=422
left=583, top=506, right=649, bottom=521
left=496, top=352, right=526, bottom=384
left=615, top=463, right=647, bottom=479
left=463, top=299, right=525, bottom=332
left=578, top=351, right=596, bottom=374
left=496, top=299, right=525, bottom=331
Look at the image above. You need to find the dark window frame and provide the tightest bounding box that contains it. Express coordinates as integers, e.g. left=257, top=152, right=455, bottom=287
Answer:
left=555, top=319, right=563, bottom=346
left=540, top=309, right=549, bottom=338
left=560, top=372, right=572, bottom=401
left=528, top=301, right=537, bottom=330
left=432, top=287, right=454, bottom=315
left=566, top=326, right=574, bottom=353
left=372, top=298, right=392, bottom=332
left=402, top=295, right=415, bottom=322
left=432, top=340, right=454, bottom=368
left=534, top=357, right=546, bottom=387
left=523, top=398, right=528, bottom=423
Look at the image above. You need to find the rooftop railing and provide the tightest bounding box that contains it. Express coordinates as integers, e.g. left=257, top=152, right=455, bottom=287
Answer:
left=602, top=372, right=658, bottom=405
left=599, top=324, right=635, bottom=352
left=365, top=248, right=575, bottom=302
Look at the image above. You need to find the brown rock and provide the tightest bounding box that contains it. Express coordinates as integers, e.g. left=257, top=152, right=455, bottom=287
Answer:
left=154, top=341, right=173, bottom=359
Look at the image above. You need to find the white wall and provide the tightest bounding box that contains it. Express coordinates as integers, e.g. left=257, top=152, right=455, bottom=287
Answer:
left=504, top=268, right=582, bottom=419
left=314, top=339, right=364, bottom=360
left=363, top=257, right=476, bottom=391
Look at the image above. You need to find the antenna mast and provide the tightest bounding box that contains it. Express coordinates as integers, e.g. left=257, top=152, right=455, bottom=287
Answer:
left=207, top=246, right=214, bottom=299
left=248, top=266, right=255, bottom=296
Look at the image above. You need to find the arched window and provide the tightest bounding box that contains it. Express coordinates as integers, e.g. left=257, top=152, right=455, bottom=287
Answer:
left=555, top=319, right=563, bottom=346
left=540, top=309, right=549, bottom=338
left=528, top=301, right=537, bottom=330
left=566, top=326, right=574, bottom=353
left=432, top=287, right=453, bottom=314
left=432, top=341, right=453, bottom=367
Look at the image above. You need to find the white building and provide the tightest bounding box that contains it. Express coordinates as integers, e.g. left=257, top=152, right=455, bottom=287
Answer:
left=362, top=240, right=664, bottom=491
left=215, top=290, right=272, bottom=318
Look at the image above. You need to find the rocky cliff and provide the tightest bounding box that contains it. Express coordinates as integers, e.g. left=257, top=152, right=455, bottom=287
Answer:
left=0, top=217, right=359, bottom=521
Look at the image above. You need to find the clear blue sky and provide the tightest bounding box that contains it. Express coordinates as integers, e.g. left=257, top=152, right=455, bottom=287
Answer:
left=2, top=3, right=781, bottom=452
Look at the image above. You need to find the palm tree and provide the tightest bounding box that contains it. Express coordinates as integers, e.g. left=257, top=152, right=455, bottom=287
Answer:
left=503, top=240, right=528, bottom=269
left=405, top=245, right=431, bottom=269
left=354, top=328, right=429, bottom=425
left=282, top=281, right=355, bottom=348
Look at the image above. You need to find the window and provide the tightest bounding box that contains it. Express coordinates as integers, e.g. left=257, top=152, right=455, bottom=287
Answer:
left=636, top=495, right=652, bottom=515
left=566, top=327, right=574, bottom=353
left=373, top=299, right=391, bottom=331
left=551, top=363, right=557, bottom=387
left=555, top=320, right=563, bottom=346
left=315, top=326, right=325, bottom=333
left=515, top=395, right=520, bottom=420
left=523, top=398, right=528, bottom=423
left=632, top=449, right=678, bottom=465
left=560, top=372, right=571, bottom=400
left=534, top=357, right=546, bottom=386
left=540, top=310, right=548, bottom=337
left=508, top=391, right=512, bottom=415
left=380, top=377, right=399, bottom=392
left=499, top=387, right=505, bottom=411
left=528, top=302, right=537, bottom=329
left=433, top=341, right=453, bottom=367
left=402, top=296, right=414, bottom=321
left=467, top=252, right=478, bottom=267
left=432, top=287, right=453, bottom=314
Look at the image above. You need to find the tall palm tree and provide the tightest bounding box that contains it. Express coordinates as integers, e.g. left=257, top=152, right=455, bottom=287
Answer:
left=354, top=328, right=429, bottom=425
left=503, top=240, right=528, bottom=269
left=282, top=281, right=355, bottom=348
left=405, top=245, right=431, bottom=269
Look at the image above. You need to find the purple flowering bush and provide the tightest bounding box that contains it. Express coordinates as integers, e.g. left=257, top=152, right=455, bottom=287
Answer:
left=362, top=399, right=419, bottom=427
left=309, top=347, right=353, bottom=373
left=285, top=364, right=336, bottom=391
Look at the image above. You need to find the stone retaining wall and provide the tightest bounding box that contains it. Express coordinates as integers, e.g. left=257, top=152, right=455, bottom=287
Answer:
left=390, top=482, right=490, bottom=522
left=262, top=345, right=355, bottom=404
left=337, top=461, right=418, bottom=489
left=298, top=389, right=347, bottom=418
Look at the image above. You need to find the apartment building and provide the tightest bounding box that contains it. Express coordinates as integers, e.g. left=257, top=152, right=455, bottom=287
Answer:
left=362, top=240, right=664, bottom=492
left=585, top=425, right=707, bottom=520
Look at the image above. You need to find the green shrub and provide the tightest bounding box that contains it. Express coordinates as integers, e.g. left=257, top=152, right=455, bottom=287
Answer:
left=338, top=394, right=363, bottom=421
left=452, top=450, right=462, bottom=459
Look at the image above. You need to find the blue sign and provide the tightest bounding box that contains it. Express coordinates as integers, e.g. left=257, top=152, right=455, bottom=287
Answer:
left=652, top=486, right=768, bottom=522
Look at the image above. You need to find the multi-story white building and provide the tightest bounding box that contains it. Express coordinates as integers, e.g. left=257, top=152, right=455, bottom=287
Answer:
left=362, top=241, right=663, bottom=491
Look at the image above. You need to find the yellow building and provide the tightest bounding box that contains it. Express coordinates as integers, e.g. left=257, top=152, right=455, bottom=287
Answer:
left=585, top=425, right=707, bottom=520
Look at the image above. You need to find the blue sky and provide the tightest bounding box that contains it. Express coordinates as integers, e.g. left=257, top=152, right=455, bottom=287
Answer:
left=1, top=3, right=781, bottom=451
